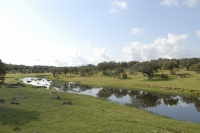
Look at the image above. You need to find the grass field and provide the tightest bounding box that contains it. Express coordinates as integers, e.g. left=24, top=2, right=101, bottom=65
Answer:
left=0, top=71, right=200, bottom=132
left=44, top=69, right=200, bottom=97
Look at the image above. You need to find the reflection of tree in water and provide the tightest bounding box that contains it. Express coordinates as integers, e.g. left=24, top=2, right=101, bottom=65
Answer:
left=194, top=99, right=200, bottom=112
left=128, top=90, right=140, bottom=97
left=113, top=89, right=128, bottom=98
left=181, top=97, right=196, bottom=104
left=177, top=97, right=200, bottom=112
left=78, top=84, right=93, bottom=91
left=97, top=88, right=114, bottom=98
left=59, top=83, right=93, bottom=92
left=162, top=95, right=179, bottom=106
left=131, top=92, right=161, bottom=108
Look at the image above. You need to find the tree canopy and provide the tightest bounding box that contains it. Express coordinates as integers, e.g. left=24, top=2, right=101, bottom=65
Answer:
left=180, top=58, right=197, bottom=71
left=0, top=59, right=9, bottom=83
left=162, top=60, right=179, bottom=74
left=131, top=61, right=159, bottom=80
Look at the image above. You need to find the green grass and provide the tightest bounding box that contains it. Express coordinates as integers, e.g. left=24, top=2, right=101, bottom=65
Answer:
left=0, top=72, right=200, bottom=132
left=39, top=69, right=200, bottom=97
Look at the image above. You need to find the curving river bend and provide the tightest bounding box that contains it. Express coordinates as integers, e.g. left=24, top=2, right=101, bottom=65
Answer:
left=21, top=77, right=200, bottom=124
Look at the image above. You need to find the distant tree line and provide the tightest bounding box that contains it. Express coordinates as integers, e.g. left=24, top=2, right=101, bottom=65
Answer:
left=2, top=57, right=200, bottom=80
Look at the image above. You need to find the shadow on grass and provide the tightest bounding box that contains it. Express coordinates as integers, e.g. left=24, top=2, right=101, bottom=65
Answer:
left=176, top=73, right=191, bottom=77
left=148, top=78, right=176, bottom=82
left=0, top=106, right=40, bottom=126
left=65, top=76, right=77, bottom=78
left=142, top=77, right=177, bottom=82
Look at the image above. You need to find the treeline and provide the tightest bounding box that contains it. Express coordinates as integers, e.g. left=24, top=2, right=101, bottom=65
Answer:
left=5, top=57, right=200, bottom=79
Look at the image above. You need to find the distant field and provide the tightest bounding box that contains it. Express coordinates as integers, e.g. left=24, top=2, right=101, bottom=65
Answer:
left=28, top=69, right=200, bottom=97
left=1, top=73, right=200, bottom=132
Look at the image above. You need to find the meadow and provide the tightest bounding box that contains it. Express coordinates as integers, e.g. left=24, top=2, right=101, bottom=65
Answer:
left=0, top=70, right=200, bottom=133
left=48, top=69, right=200, bottom=96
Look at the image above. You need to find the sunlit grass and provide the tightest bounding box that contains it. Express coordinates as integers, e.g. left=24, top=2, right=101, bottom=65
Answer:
left=1, top=85, right=200, bottom=133
left=36, top=69, right=200, bottom=96
left=1, top=71, right=200, bottom=132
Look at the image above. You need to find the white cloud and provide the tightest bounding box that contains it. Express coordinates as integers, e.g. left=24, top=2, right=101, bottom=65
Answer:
left=110, top=1, right=127, bottom=13
left=182, top=0, right=200, bottom=7
left=196, top=30, right=200, bottom=38
left=112, top=1, right=127, bottom=9
left=131, top=28, right=145, bottom=35
left=177, top=101, right=189, bottom=107
left=86, top=42, right=91, bottom=49
left=93, top=48, right=112, bottom=61
left=123, top=34, right=199, bottom=61
left=160, top=0, right=179, bottom=6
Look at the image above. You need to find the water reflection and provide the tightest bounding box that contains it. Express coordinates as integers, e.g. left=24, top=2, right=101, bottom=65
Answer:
left=53, top=83, right=200, bottom=124
left=131, top=92, right=161, bottom=108
left=21, top=78, right=200, bottom=124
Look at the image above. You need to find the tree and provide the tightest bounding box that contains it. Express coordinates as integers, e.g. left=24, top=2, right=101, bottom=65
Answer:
left=50, top=68, right=57, bottom=76
left=121, top=72, right=128, bottom=79
left=56, top=67, right=62, bottom=75
left=115, top=67, right=125, bottom=78
left=163, top=60, right=179, bottom=74
left=63, top=67, right=69, bottom=77
left=157, top=58, right=169, bottom=70
left=69, top=66, right=78, bottom=74
left=131, top=61, right=159, bottom=80
left=194, top=63, right=200, bottom=74
left=180, top=58, right=196, bottom=71
left=120, top=62, right=128, bottom=68
left=127, top=61, right=139, bottom=69
left=0, top=59, right=9, bottom=83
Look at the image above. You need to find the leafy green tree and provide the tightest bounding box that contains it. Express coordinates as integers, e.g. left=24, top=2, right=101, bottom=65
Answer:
left=115, top=67, right=125, bottom=78
left=127, top=61, right=139, bottom=68
left=63, top=67, right=69, bottom=77
left=120, top=62, right=128, bottom=68
left=163, top=60, right=179, bottom=74
left=157, top=58, right=169, bottom=70
left=69, top=66, right=78, bottom=74
left=194, top=63, right=200, bottom=74
left=50, top=68, right=57, bottom=76
left=131, top=61, right=159, bottom=80
left=180, top=58, right=197, bottom=71
left=0, top=59, right=9, bottom=83
left=102, top=69, right=112, bottom=76
left=121, top=72, right=128, bottom=79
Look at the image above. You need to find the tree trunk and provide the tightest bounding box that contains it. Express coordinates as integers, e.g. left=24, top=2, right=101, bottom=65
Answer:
left=170, top=69, right=174, bottom=74
left=148, top=74, right=151, bottom=80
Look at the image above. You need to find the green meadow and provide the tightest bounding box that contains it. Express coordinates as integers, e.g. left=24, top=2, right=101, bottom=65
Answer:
left=0, top=70, right=200, bottom=133
left=49, top=69, right=200, bottom=96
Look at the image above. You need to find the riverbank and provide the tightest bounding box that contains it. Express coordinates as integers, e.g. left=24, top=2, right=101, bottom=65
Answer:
left=42, top=69, right=200, bottom=97
left=1, top=73, right=200, bottom=132
left=0, top=84, right=200, bottom=132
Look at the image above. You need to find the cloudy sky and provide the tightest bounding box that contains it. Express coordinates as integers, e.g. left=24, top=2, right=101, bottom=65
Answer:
left=0, top=0, right=200, bottom=66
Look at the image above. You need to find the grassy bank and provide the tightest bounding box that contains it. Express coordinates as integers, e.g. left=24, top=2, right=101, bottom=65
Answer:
left=38, top=69, right=200, bottom=96
left=0, top=73, right=200, bottom=132
left=0, top=85, right=200, bottom=132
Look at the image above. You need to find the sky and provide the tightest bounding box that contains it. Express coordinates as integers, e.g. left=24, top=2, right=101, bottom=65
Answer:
left=0, top=0, right=200, bottom=66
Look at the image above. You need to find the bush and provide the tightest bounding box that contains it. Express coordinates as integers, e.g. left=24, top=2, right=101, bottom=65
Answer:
left=160, top=73, right=168, bottom=79
left=194, top=63, right=200, bottom=74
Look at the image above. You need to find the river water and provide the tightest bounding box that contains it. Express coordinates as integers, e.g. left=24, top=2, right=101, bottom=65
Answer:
left=21, top=77, right=200, bottom=124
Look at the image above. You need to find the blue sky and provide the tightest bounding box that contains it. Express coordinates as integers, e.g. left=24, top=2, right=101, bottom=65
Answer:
left=0, top=0, right=200, bottom=66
